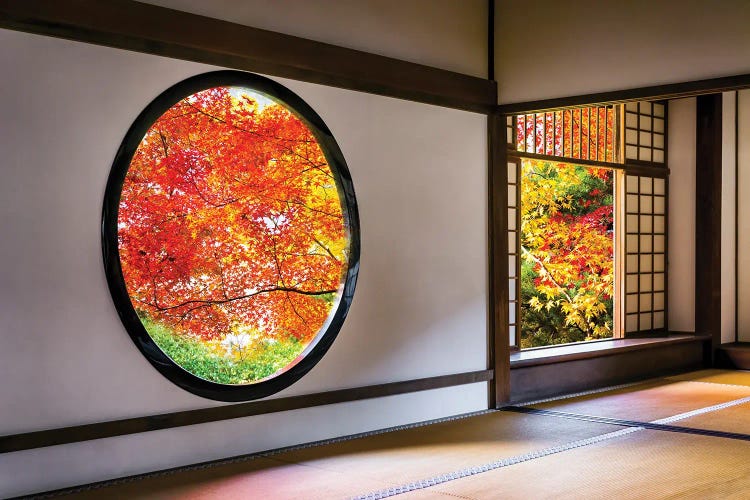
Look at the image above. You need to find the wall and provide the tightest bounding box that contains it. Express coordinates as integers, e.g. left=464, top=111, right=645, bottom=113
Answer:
left=722, top=92, right=737, bottom=344
left=737, top=90, right=750, bottom=341
left=495, top=0, right=750, bottom=103
left=667, top=98, right=696, bottom=332
left=0, top=29, right=488, bottom=497
left=668, top=94, right=737, bottom=341
left=140, top=0, right=488, bottom=78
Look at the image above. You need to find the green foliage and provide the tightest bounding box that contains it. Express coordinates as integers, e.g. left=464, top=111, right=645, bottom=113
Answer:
left=520, top=159, right=614, bottom=348
left=143, top=317, right=305, bottom=384
left=521, top=260, right=585, bottom=348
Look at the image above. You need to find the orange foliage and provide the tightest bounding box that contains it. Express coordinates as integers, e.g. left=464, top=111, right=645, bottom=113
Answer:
left=118, top=87, right=348, bottom=344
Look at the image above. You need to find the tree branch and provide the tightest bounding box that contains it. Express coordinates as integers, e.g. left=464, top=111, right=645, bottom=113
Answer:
left=521, top=245, right=573, bottom=303
left=144, top=286, right=338, bottom=312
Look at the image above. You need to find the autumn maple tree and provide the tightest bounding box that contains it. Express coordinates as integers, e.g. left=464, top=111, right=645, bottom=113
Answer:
left=520, top=158, right=614, bottom=348
left=118, top=86, right=348, bottom=383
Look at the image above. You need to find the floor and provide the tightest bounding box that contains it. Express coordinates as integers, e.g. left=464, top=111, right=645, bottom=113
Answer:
left=57, top=370, right=750, bottom=499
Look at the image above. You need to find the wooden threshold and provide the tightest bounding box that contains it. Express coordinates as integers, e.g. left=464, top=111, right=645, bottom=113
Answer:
left=511, top=334, right=710, bottom=368
left=509, top=334, right=709, bottom=403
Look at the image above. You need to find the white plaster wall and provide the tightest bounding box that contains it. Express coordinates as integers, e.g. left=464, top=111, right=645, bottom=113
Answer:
left=495, top=0, right=750, bottom=103
left=0, top=29, right=488, bottom=497
left=668, top=98, right=696, bottom=332
left=722, top=92, right=737, bottom=344
left=737, top=90, right=750, bottom=341
left=139, top=0, right=488, bottom=78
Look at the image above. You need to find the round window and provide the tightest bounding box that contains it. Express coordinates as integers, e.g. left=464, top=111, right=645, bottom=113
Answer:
left=103, top=71, right=359, bottom=401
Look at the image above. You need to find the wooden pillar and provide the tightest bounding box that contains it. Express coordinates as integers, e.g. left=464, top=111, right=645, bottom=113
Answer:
left=695, top=94, right=722, bottom=363
left=488, top=111, right=510, bottom=406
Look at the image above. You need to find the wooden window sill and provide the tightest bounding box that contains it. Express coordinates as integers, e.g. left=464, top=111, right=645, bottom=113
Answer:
left=510, top=333, right=709, bottom=368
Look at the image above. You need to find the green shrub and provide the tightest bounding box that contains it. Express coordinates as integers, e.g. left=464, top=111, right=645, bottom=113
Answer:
left=142, top=318, right=305, bottom=384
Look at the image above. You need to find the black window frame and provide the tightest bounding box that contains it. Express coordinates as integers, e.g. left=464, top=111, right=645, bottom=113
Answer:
left=102, top=70, right=360, bottom=402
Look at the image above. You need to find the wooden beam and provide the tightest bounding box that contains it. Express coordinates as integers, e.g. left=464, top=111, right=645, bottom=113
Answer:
left=0, top=0, right=496, bottom=113
left=487, top=0, right=495, bottom=81
left=0, top=369, right=493, bottom=453
left=498, top=73, right=750, bottom=115
left=695, top=94, right=723, bottom=361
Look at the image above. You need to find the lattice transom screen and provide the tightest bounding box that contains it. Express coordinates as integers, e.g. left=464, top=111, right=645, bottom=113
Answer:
left=624, top=175, right=667, bottom=333
left=510, top=105, right=619, bottom=163
left=624, top=101, right=666, bottom=164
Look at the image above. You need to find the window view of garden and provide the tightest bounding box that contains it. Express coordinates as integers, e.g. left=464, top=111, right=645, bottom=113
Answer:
left=117, top=85, right=350, bottom=385
left=520, top=158, right=614, bottom=348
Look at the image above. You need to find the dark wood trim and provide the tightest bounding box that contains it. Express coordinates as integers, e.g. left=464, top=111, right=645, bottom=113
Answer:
left=508, top=150, right=624, bottom=170
left=622, top=330, right=671, bottom=339
left=485, top=0, right=503, bottom=406
left=0, top=0, right=496, bottom=113
left=664, top=103, right=671, bottom=333
left=487, top=0, right=495, bottom=81
left=0, top=369, right=492, bottom=454
left=498, top=73, right=750, bottom=115
left=695, top=94, right=723, bottom=362
left=489, top=112, right=510, bottom=406
left=506, top=151, right=669, bottom=180
left=510, top=334, right=709, bottom=368
left=623, top=162, right=670, bottom=178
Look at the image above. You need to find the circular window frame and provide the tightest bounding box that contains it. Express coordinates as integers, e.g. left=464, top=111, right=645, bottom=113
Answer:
left=102, top=71, right=360, bottom=402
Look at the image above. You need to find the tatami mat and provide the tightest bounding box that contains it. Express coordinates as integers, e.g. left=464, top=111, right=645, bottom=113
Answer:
left=422, top=430, right=750, bottom=500
left=66, top=456, right=392, bottom=500
left=675, top=401, right=750, bottom=435
left=64, top=412, right=621, bottom=499
left=272, top=412, right=620, bottom=486
left=529, top=378, right=750, bottom=422
left=665, top=368, right=750, bottom=387
left=55, top=370, right=750, bottom=499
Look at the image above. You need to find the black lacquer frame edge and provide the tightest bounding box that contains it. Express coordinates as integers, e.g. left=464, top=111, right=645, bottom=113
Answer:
left=102, top=70, right=361, bottom=402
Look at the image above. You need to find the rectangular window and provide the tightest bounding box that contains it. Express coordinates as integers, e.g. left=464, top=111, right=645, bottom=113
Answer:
left=507, top=101, right=667, bottom=349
